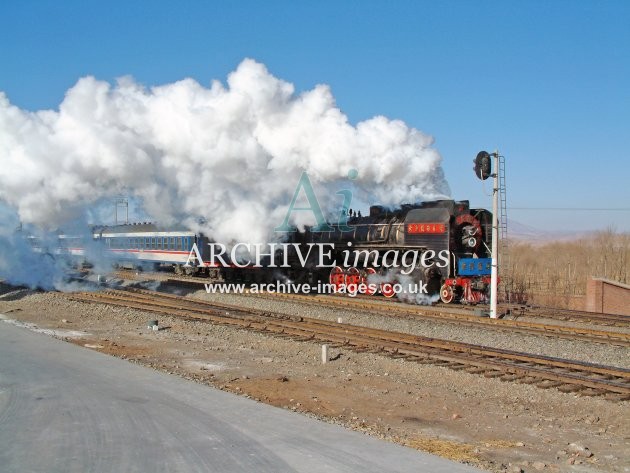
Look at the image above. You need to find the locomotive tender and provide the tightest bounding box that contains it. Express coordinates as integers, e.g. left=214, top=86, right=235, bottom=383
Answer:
left=47, top=199, right=493, bottom=304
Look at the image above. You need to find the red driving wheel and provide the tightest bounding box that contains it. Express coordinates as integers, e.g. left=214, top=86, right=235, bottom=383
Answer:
left=344, top=267, right=361, bottom=288
left=363, top=267, right=377, bottom=295
left=329, top=266, right=345, bottom=291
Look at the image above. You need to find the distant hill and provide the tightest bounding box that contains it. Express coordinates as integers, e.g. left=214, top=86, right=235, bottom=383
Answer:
left=506, top=219, right=598, bottom=243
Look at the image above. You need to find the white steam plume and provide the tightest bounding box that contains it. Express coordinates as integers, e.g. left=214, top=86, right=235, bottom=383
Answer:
left=0, top=59, right=450, bottom=287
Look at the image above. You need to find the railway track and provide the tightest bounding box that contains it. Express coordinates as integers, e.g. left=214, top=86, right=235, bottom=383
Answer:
left=510, top=305, right=630, bottom=327
left=111, top=269, right=630, bottom=344
left=69, top=288, right=630, bottom=401
left=112, top=269, right=629, bottom=327
left=238, top=291, right=630, bottom=347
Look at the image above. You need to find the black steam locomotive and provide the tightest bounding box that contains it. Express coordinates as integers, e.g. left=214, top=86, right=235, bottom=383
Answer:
left=278, top=199, right=493, bottom=303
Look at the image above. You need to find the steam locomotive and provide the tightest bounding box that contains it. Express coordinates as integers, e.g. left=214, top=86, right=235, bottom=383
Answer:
left=47, top=199, right=493, bottom=304
left=282, top=199, right=493, bottom=304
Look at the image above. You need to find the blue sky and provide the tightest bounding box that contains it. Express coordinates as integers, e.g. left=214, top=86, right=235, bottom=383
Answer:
left=1, top=0, right=628, bottom=232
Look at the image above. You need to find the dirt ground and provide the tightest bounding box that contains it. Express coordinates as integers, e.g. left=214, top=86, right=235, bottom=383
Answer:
left=1, top=285, right=628, bottom=473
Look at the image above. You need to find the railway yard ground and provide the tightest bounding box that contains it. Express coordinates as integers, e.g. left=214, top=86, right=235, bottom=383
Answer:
left=1, top=277, right=629, bottom=473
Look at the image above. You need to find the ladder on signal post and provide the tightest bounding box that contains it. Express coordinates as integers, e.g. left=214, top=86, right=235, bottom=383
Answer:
left=497, top=155, right=510, bottom=303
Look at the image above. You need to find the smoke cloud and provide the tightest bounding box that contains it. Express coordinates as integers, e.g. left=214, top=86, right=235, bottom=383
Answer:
left=0, top=58, right=450, bottom=288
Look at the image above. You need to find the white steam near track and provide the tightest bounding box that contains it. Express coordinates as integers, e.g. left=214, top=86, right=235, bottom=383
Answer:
left=0, top=58, right=450, bottom=288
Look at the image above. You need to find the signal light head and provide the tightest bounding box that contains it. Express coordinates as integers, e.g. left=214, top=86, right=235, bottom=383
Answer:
left=473, top=151, right=492, bottom=180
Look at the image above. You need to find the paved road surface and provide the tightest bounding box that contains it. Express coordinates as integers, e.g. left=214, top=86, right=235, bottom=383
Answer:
left=0, top=321, right=484, bottom=472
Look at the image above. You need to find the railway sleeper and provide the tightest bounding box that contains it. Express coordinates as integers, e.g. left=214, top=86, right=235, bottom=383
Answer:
left=517, top=376, right=543, bottom=384
left=556, top=384, right=584, bottom=393
left=601, top=389, right=630, bottom=399
left=482, top=371, right=504, bottom=378
left=498, top=374, right=522, bottom=382
left=405, top=356, right=426, bottom=362
left=535, top=380, right=564, bottom=389
left=576, top=388, right=608, bottom=397
left=464, top=367, right=488, bottom=374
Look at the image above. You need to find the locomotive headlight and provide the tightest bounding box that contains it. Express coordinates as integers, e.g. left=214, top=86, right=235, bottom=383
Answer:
left=462, top=236, right=477, bottom=248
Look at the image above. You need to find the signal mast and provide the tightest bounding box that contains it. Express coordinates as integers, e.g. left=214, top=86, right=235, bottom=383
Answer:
left=473, top=150, right=506, bottom=318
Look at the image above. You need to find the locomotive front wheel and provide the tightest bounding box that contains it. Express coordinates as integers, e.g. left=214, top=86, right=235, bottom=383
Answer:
left=440, top=284, right=454, bottom=304
left=380, top=282, right=396, bottom=298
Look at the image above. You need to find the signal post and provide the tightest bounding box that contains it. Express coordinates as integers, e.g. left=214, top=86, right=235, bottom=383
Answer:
left=474, top=150, right=501, bottom=319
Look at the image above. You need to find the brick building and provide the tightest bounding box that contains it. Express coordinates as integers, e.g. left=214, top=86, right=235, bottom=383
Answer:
left=585, top=278, right=630, bottom=316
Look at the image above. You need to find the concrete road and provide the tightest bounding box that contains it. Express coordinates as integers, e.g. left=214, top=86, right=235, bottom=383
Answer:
left=0, top=321, right=484, bottom=473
